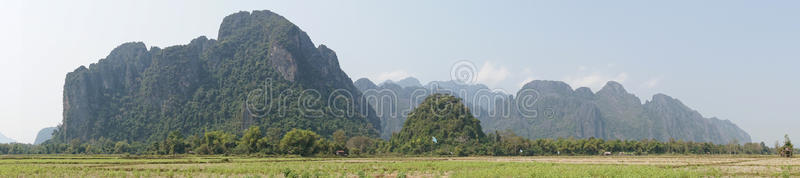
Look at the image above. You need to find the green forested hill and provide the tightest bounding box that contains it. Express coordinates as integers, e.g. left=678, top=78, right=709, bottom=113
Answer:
left=391, top=94, right=486, bottom=154
left=54, top=10, right=379, bottom=143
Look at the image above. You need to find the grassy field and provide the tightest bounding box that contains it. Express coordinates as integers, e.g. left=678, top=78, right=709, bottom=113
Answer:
left=0, top=155, right=797, bottom=177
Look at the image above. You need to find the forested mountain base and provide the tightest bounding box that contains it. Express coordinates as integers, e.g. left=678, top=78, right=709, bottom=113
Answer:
left=3, top=94, right=788, bottom=157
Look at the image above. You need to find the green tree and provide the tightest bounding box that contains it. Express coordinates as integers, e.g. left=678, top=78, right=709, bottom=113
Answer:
left=163, top=131, right=187, bottom=154
left=784, top=134, right=793, bottom=148
left=238, top=126, right=262, bottom=154
left=346, top=136, right=374, bottom=154
left=197, top=131, right=236, bottom=155
left=279, top=129, right=321, bottom=156
left=333, top=130, right=347, bottom=146
left=113, top=141, right=130, bottom=154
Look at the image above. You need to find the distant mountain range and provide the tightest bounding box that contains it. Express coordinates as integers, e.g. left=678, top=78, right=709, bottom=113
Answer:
left=0, top=132, right=16, bottom=144
left=356, top=77, right=751, bottom=144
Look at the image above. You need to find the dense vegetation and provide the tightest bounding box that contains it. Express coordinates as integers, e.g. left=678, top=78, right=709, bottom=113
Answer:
left=0, top=131, right=787, bottom=156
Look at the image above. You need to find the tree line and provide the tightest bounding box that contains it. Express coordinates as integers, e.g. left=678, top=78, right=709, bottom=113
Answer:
left=1, top=128, right=794, bottom=157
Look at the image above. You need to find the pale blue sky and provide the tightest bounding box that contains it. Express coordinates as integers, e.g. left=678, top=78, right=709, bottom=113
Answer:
left=1, top=0, right=798, bottom=144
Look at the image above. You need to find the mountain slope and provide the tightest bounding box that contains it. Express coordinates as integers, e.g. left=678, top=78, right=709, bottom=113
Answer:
left=55, top=10, right=379, bottom=143
left=34, top=127, right=57, bottom=145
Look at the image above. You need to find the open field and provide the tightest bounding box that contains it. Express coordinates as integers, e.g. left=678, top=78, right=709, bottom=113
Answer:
left=0, top=155, right=798, bottom=177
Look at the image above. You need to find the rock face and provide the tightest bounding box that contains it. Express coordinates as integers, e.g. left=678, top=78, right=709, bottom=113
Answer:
left=57, top=10, right=379, bottom=142
left=357, top=78, right=751, bottom=144
left=0, top=132, right=15, bottom=144
left=643, top=94, right=751, bottom=143
left=34, top=127, right=56, bottom=145
left=517, top=81, right=751, bottom=144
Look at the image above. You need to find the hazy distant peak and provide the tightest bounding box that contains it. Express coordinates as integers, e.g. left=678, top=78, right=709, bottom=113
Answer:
left=354, top=78, right=378, bottom=90
left=395, top=77, right=422, bottom=88
left=379, top=79, right=394, bottom=86
left=599, top=81, right=627, bottom=94
left=0, top=132, right=16, bottom=144
left=380, top=82, right=404, bottom=91
left=646, top=93, right=693, bottom=113
left=354, top=78, right=374, bottom=84
left=34, top=127, right=57, bottom=145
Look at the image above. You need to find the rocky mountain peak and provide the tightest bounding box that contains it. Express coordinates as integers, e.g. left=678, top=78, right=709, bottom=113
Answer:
left=649, top=93, right=677, bottom=104
left=218, top=10, right=287, bottom=40
left=521, top=80, right=574, bottom=96
left=599, top=81, right=626, bottom=94
left=108, top=42, right=147, bottom=59
left=645, top=93, right=696, bottom=116
left=574, top=87, right=595, bottom=98
left=354, top=78, right=378, bottom=90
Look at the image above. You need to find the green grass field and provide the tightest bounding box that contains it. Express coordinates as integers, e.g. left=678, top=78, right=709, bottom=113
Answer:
left=0, top=155, right=797, bottom=177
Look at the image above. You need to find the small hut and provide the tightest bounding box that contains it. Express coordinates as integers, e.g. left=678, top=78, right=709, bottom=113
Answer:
left=780, top=134, right=794, bottom=158
left=780, top=147, right=793, bottom=158
left=335, top=150, right=348, bottom=156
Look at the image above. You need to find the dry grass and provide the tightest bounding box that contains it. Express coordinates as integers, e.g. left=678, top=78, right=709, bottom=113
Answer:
left=1, top=155, right=798, bottom=177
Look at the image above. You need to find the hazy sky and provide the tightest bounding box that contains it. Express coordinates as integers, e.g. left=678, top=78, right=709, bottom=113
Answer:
left=1, top=0, right=798, bottom=144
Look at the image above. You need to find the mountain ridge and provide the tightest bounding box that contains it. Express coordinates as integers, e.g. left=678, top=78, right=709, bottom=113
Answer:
left=356, top=77, right=750, bottom=144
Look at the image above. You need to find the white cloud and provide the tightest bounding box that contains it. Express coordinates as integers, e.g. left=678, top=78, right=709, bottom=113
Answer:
left=564, top=72, right=628, bottom=91
left=374, top=70, right=411, bottom=82
left=614, top=72, right=629, bottom=82
left=476, top=61, right=510, bottom=87
left=565, top=74, right=603, bottom=88
left=643, top=77, right=661, bottom=89
left=518, top=77, right=536, bottom=88
left=522, top=67, right=534, bottom=75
